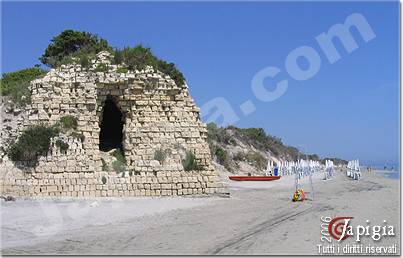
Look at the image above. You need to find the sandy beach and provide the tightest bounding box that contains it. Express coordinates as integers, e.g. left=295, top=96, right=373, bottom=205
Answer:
left=1, top=170, right=399, bottom=255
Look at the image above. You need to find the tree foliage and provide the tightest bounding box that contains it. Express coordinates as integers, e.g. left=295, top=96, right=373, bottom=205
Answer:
left=39, top=30, right=111, bottom=68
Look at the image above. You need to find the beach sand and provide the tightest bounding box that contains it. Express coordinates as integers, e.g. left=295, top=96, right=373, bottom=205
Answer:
left=1, top=170, right=400, bottom=255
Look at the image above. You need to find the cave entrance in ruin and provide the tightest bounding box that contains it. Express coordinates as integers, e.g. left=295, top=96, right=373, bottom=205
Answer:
left=99, top=96, right=124, bottom=152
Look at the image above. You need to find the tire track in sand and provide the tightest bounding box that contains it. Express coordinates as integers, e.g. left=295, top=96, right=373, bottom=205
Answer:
left=211, top=205, right=316, bottom=254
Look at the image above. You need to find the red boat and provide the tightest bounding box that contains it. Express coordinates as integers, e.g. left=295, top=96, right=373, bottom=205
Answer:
left=228, top=175, right=281, bottom=181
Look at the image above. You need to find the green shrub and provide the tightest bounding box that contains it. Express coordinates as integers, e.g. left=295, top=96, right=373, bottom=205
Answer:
left=0, top=67, right=47, bottom=106
left=112, top=160, right=125, bottom=173
left=214, top=146, right=233, bottom=172
left=39, top=30, right=112, bottom=68
left=101, top=176, right=107, bottom=184
left=101, top=158, right=109, bottom=171
left=8, top=125, right=58, bottom=166
left=208, top=122, right=326, bottom=163
left=214, top=147, right=227, bottom=164
left=112, top=45, right=185, bottom=86
left=116, top=67, right=129, bottom=74
left=230, top=126, right=310, bottom=160
left=79, top=54, right=90, bottom=68
left=94, top=63, right=109, bottom=72
left=206, top=123, right=235, bottom=145
left=59, top=115, right=78, bottom=130
left=233, top=152, right=246, bottom=161
left=6, top=81, right=31, bottom=107
left=69, top=131, right=85, bottom=142
left=55, top=139, right=69, bottom=152
left=286, top=146, right=300, bottom=161
left=307, top=154, right=320, bottom=161
left=111, top=149, right=126, bottom=173
left=232, top=151, right=267, bottom=171
left=113, top=49, right=124, bottom=64
left=154, top=148, right=168, bottom=163
left=182, top=151, right=202, bottom=171
left=238, top=128, right=267, bottom=143
left=245, top=151, right=267, bottom=171
left=111, top=149, right=126, bottom=164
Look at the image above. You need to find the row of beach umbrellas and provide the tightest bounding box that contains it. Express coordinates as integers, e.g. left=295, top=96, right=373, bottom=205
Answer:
left=346, top=159, right=361, bottom=180
left=267, top=159, right=332, bottom=178
left=266, top=158, right=362, bottom=181
left=267, top=159, right=325, bottom=179
left=324, top=160, right=335, bottom=180
left=266, top=159, right=340, bottom=202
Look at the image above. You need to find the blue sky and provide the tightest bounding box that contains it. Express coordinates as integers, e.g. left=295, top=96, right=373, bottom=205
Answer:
left=2, top=1, right=400, bottom=165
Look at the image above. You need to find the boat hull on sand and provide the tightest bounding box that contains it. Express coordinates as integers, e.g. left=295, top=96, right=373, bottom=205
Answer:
left=228, top=176, right=281, bottom=181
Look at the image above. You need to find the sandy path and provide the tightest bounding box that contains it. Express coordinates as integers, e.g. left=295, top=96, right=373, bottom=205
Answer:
left=1, top=171, right=400, bottom=255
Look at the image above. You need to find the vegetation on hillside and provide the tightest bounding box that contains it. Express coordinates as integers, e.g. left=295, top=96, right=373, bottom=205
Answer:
left=206, top=123, right=235, bottom=145
left=207, top=123, right=306, bottom=161
left=228, top=126, right=302, bottom=160
left=0, top=67, right=47, bottom=106
left=206, top=122, right=347, bottom=172
left=233, top=151, right=267, bottom=171
left=212, top=145, right=233, bottom=171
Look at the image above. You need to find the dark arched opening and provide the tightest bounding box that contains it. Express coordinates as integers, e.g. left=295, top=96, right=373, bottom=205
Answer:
left=99, top=97, right=124, bottom=152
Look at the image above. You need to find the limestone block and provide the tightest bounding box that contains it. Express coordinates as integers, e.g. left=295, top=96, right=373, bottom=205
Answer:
left=47, top=185, right=58, bottom=192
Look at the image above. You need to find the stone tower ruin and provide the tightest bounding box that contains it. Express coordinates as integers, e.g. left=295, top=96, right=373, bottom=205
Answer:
left=0, top=52, right=228, bottom=197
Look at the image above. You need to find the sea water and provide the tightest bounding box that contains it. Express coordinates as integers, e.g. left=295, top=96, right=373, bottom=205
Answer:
left=364, top=164, right=400, bottom=179
left=382, top=171, right=400, bottom=179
